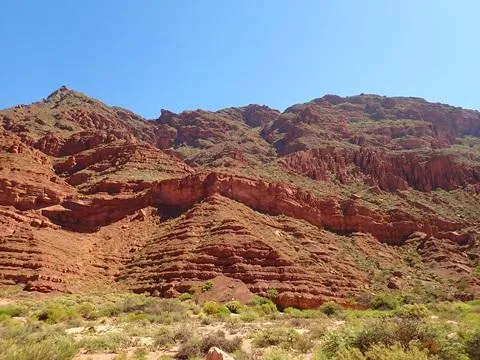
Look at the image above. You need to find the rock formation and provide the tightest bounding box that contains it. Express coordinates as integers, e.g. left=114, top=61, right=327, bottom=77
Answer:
left=1, top=88, right=479, bottom=307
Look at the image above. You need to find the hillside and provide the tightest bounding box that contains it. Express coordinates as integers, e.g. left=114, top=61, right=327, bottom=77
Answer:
left=1, top=86, right=479, bottom=308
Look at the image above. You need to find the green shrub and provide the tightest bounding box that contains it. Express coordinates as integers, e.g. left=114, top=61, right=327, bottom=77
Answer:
left=295, top=335, right=315, bottom=353
left=138, top=298, right=188, bottom=324
left=0, top=305, right=24, bottom=318
left=232, top=349, right=257, bottom=360
left=0, top=321, right=77, bottom=360
left=75, top=302, right=98, bottom=320
left=154, top=329, right=173, bottom=349
left=202, top=301, right=230, bottom=318
left=0, top=336, right=77, bottom=360
left=146, top=298, right=187, bottom=313
left=352, top=320, right=397, bottom=352
left=202, top=281, right=214, bottom=292
left=80, top=332, right=132, bottom=353
left=98, top=294, right=154, bottom=318
left=284, top=307, right=321, bottom=319
left=119, top=294, right=150, bottom=313
left=266, top=288, right=279, bottom=300
left=473, top=265, right=480, bottom=278
left=175, top=336, right=202, bottom=359
left=249, top=296, right=273, bottom=307
left=415, top=322, right=468, bottom=360
left=0, top=314, right=11, bottom=323
left=36, top=303, right=77, bottom=323
left=319, top=301, right=343, bottom=317
left=370, top=293, right=400, bottom=311
left=319, top=327, right=357, bottom=358
left=365, top=343, right=432, bottom=360
left=262, top=347, right=289, bottom=360
left=153, top=327, right=179, bottom=349
left=253, top=328, right=301, bottom=349
left=257, top=302, right=278, bottom=315
left=308, top=324, right=328, bottom=340
left=173, top=327, right=193, bottom=343
left=199, top=330, right=241, bottom=353
left=465, top=329, right=480, bottom=360
left=123, top=311, right=148, bottom=322
left=249, top=296, right=278, bottom=315
left=284, top=307, right=303, bottom=317
left=176, top=330, right=241, bottom=359
left=239, top=310, right=257, bottom=322
left=397, top=293, right=416, bottom=305
left=394, top=304, right=431, bottom=319
left=133, top=347, right=148, bottom=360
left=178, top=292, right=193, bottom=301
left=319, top=319, right=398, bottom=357
left=225, top=300, right=243, bottom=314
left=427, top=301, right=471, bottom=316
left=320, top=318, right=469, bottom=360
left=149, top=310, right=187, bottom=325
left=98, top=303, right=122, bottom=317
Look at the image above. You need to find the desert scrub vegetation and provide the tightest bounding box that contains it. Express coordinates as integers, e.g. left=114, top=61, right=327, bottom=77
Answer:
left=253, top=327, right=314, bottom=353
left=1, top=292, right=480, bottom=359
left=79, top=331, right=134, bottom=353
left=316, top=316, right=479, bottom=360
left=248, top=295, right=278, bottom=315
left=0, top=304, right=25, bottom=318
left=202, top=300, right=231, bottom=318
left=176, top=330, right=241, bottom=359
left=201, top=280, right=214, bottom=292
left=0, top=319, right=77, bottom=360
left=369, top=292, right=401, bottom=310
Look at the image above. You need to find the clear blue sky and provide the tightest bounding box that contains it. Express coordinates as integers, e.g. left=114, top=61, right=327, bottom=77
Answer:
left=1, top=1, right=478, bottom=118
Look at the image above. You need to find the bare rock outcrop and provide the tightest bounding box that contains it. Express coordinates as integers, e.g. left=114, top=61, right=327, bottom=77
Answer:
left=1, top=89, right=480, bottom=306
left=42, top=172, right=466, bottom=245
left=279, top=147, right=480, bottom=192
left=205, top=347, right=235, bottom=360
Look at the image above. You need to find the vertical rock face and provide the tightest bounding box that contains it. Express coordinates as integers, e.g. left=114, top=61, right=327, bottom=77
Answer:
left=1, top=88, right=480, bottom=306
left=279, top=147, right=480, bottom=192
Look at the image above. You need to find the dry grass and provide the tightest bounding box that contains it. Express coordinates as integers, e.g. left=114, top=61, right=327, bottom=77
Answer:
left=0, top=292, right=479, bottom=359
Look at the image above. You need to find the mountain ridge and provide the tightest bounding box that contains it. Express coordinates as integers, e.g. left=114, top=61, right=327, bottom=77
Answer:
left=1, top=87, right=479, bottom=308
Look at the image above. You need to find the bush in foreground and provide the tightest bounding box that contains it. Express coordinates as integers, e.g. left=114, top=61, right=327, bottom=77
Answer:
left=176, top=330, right=241, bottom=359
left=465, top=329, right=480, bottom=360
left=319, top=318, right=470, bottom=360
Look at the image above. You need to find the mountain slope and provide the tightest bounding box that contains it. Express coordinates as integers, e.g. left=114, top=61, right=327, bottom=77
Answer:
left=0, top=88, right=479, bottom=307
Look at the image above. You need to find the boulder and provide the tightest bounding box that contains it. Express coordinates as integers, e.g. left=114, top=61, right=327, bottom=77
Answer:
left=205, top=347, right=235, bottom=360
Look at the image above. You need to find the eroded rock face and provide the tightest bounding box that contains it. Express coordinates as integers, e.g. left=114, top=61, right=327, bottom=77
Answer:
left=279, top=147, right=480, bottom=192
left=118, top=194, right=371, bottom=308
left=155, top=107, right=276, bottom=165
left=35, top=130, right=135, bottom=157
left=42, top=171, right=466, bottom=246
left=0, top=131, right=76, bottom=210
left=264, top=94, right=480, bottom=154
left=1, top=89, right=480, bottom=306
